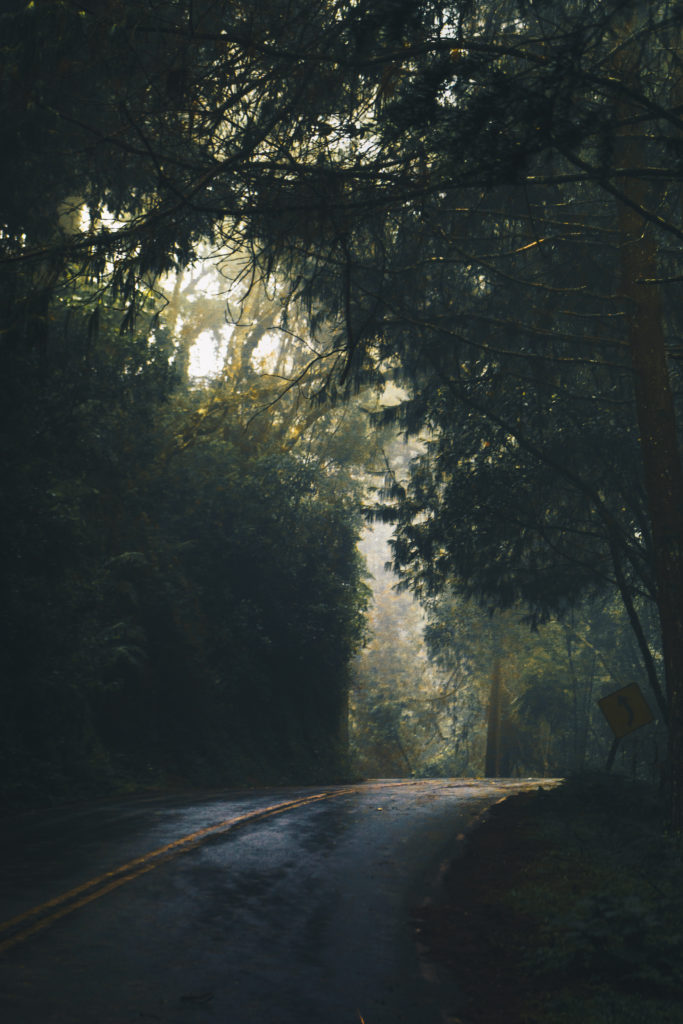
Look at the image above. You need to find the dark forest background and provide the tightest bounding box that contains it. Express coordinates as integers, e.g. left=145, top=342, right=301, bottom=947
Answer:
left=1, top=268, right=374, bottom=806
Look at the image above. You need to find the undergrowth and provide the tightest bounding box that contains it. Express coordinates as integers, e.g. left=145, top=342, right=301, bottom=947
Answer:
left=501, top=775, right=683, bottom=1022
left=421, top=773, right=683, bottom=1023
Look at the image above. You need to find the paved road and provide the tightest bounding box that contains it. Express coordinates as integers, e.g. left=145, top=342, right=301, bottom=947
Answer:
left=0, top=779, right=551, bottom=1024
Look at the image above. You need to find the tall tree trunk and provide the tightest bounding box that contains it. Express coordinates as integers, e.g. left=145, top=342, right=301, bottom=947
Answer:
left=618, top=208, right=683, bottom=826
left=485, top=653, right=503, bottom=777
left=612, top=1, right=683, bottom=827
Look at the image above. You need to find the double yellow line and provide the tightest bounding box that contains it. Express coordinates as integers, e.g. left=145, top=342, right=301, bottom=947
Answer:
left=0, top=789, right=351, bottom=955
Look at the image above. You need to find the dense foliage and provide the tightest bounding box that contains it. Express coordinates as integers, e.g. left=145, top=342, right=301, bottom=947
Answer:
left=352, top=528, right=663, bottom=781
left=0, top=282, right=369, bottom=806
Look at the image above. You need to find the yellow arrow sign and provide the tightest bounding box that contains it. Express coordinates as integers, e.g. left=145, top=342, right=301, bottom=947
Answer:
left=598, top=683, right=653, bottom=739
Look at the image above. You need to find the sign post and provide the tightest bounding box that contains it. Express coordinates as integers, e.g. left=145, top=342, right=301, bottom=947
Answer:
left=598, top=683, right=654, bottom=770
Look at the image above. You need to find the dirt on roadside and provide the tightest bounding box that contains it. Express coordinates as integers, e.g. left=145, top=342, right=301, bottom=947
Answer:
left=415, top=789, right=545, bottom=1024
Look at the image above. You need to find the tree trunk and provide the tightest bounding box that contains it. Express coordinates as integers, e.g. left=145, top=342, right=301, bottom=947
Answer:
left=613, top=1, right=683, bottom=828
left=618, top=212, right=683, bottom=826
left=485, top=653, right=503, bottom=777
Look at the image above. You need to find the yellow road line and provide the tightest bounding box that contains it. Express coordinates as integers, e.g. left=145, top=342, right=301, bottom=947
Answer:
left=0, top=779, right=433, bottom=955
left=0, top=788, right=357, bottom=955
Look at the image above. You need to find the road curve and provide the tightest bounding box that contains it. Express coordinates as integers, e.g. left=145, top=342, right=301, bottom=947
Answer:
left=0, top=778, right=553, bottom=1024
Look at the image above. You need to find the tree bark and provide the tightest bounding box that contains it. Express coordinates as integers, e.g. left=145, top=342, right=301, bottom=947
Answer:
left=611, top=1, right=683, bottom=828
left=616, top=161, right=683, bottom=828
left=618, top=212, right=683, bottom=826
left=485, top=652, right=503, bottom=777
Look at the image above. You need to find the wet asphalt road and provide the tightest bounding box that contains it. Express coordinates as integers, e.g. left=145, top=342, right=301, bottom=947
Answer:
left=0, top=779, right=548, bottom=1024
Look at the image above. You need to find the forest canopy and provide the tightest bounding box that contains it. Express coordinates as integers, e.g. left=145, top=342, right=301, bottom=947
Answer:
left=2, top=1, right=683, bottom=821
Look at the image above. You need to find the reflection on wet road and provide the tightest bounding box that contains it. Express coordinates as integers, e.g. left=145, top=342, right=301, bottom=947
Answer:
left=0, top=778, right=553, bottom=1023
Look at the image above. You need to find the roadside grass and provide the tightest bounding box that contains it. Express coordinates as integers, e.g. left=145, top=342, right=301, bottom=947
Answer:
left=420, top=773, right=683, bottom=1023
left=507, top=776, right=683, bottom=1022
